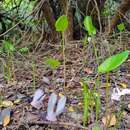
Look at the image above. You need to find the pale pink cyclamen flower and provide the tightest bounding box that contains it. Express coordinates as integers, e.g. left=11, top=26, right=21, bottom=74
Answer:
left=46, top=93, right=66, bottom=121
left=31, top=89, right=45, bottom=109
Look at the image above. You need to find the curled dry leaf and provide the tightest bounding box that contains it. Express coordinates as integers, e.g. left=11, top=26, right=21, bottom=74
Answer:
left=31, top=89, right=45, bottom=109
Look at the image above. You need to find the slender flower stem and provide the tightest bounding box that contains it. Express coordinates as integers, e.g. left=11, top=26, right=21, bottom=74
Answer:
left=62, top=32, right=66, bottom=94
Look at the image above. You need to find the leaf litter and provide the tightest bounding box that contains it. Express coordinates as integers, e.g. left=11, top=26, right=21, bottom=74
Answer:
left=0, top=35, right=130, bottom=129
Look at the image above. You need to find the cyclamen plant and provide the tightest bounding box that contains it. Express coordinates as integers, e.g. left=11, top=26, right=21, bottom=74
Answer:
left=55, top=15, right=68, bottom=92
left=98, top=50, right=129, bottom=128
left=2, top=40, right=15, bottom=83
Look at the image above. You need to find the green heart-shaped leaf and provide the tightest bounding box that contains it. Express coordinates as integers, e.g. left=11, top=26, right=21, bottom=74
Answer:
left=84, top=16, right=96, bottom=36
left=55, top=15, right=68, bottom=32
left=98, top=50, right=129, bottom=73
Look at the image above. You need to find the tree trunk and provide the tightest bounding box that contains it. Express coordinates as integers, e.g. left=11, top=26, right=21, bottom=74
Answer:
left=41, top=0, right=58, bottom=41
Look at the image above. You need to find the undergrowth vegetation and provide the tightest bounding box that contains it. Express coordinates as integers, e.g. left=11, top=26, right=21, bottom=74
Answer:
left=0, top=0, right=130, bottom=130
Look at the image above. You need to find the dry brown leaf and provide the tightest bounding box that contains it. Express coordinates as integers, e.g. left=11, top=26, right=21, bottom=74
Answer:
left=128, top=104, right=130, bottom=109
left=84, top=68, right=93, bottom=74
left=31, top=128, right=36, bottom=130
left=3, top=115, right=10, bottom=127
left=0, top=101, right=13, bottom=107
left=127, top=59, right=130, bottom=62
left=102, top=114, right=116, bottom=127
left=126, top=74, right=130, bottom=77
left=120, top=83, right=127, bottom=88
left=100, top=83, right=111, bottom=88
left=14, top=99, right=21, bottom=104
left=68, top=106, right=74, bottom=112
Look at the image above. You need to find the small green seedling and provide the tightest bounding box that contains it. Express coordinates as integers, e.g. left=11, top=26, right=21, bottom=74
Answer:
left=44, top=58, right=61, bottom=88
left=117, top=23, right=125, bottom=32
left=82, top=82, right=90, bottom=126
left=98, top=50, right=129, bottom=73
left=2, top=40, right=15, bottom=54
left=55, top=15, right=68, bottom=91
left=94, top=93, right=101, bottom=122
left=117, top=23, right=126, bottom=48
left=81, top=81, right=101, bottom=126
left=19, top=47, right=29, bottom=54
left=2, top=40, right=15, bottom=83
left=45, top=58, right=61, bottom=70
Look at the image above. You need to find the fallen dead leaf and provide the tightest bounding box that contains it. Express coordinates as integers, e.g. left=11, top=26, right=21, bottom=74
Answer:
left=3, top=115, right=10, bottom=127
left=126, top=74, right=130, bottom=77
left=128, top=104, right=130, bottom=109
left=68, top=106, right=74, bottom=112
left=122, top=111, right=127, bottom=116
left=78, top=102, right=83, bottom=106
left=0, top=101, right=13, bottom=107
left=120, top=83, right=127, bottom=88
left=14, top=99, right=21, bottom=104
left=26, top=112, right=40, bottom=121
left=102, top=114, right=116, bottom=127
left=84, top=67, right=93, bottom=74
left=0, top=108, right=11, bottom=127
left=59, top=93, right=64, bottom=97
left=100, top=83, right=111, bottom=88
left=127, top=59, right=130, bottom=62
left=31, top=128, right=36, bottom=130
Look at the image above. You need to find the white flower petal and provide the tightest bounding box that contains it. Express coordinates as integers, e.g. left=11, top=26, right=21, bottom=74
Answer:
left=111, top=88, right=121, bottom=101
left=111, top=88, right=130, bottom=101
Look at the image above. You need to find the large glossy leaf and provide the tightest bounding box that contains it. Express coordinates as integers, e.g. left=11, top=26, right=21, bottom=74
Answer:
left=98, top=50, right=129, bottom=73
left=55, top=15, right=68, bottom=32
left=84, top=16, right=96, bottom=36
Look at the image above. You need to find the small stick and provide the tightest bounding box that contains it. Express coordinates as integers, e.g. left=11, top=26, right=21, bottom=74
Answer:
left=28, top=121, right=88, bottom=130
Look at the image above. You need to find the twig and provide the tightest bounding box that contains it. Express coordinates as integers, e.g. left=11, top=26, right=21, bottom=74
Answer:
left=28, top=121, right=88, bottom=130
